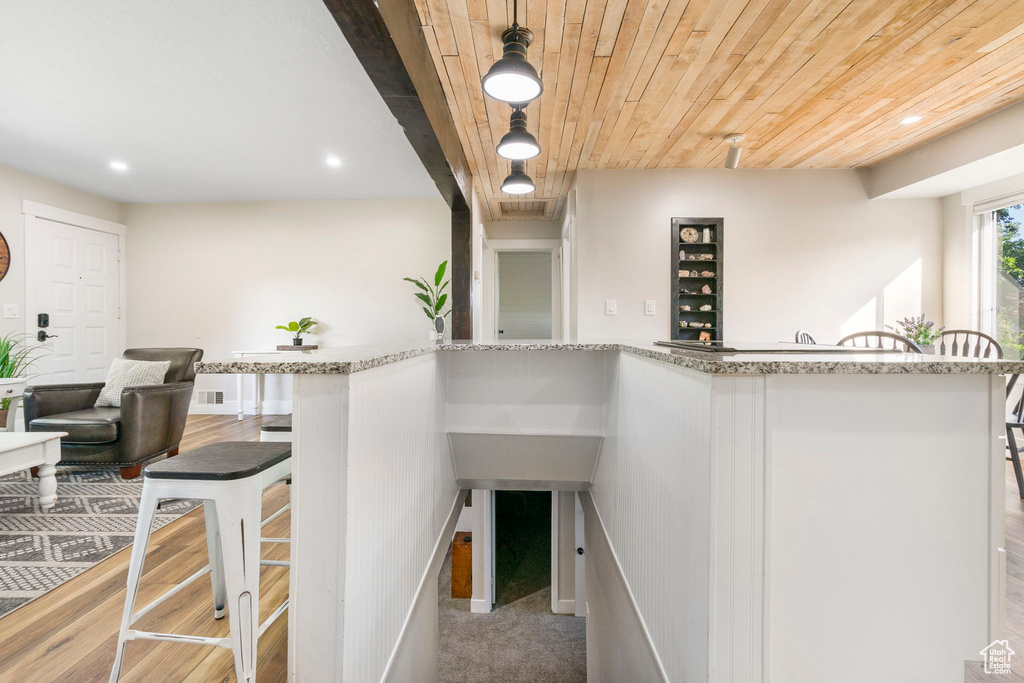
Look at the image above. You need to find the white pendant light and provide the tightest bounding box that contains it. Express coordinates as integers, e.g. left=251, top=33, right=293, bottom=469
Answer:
left=496, top=107, right=541, bottom=160
left=481, top=0, right=542, bottom=104
left=724, top=134, right=744, bottom=169
left=501, top=160, right=535, bottom=194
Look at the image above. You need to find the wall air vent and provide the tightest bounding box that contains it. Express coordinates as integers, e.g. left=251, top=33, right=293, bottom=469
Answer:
left=197, top=390, right=224, bottom=405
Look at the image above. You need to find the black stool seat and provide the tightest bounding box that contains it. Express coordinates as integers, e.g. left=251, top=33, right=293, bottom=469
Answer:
left=144, top=442, right=291, bottom=481
left=260, top=415, right=292, bottom=432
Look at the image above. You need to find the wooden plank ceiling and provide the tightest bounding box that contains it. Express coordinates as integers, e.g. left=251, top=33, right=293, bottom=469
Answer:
left=410, top=0, right=1024, bottom=220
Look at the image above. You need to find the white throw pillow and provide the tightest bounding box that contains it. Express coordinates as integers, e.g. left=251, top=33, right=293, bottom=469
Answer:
left=95, top=358, right=171, bottom=408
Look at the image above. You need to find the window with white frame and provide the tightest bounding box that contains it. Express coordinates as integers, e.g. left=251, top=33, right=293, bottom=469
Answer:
left=976, top=202, right=1024, bottom=359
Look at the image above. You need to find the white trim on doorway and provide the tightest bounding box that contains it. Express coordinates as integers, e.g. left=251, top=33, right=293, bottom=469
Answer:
left=22, top=200, right=128, bottom=355
left=483, top=238, right=562, bottom=342
left=22, top=200, right=126, bottom=236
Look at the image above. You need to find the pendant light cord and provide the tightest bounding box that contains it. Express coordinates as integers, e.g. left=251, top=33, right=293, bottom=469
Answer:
left=511, top=0, right=519, bottom=34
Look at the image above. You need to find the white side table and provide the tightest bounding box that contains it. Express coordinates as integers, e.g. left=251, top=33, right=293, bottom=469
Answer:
left=231, top=350, right=286, bottom=421
left=0, top=377, right=27, bottom=431
left=0, top=432, right=64, bottom=509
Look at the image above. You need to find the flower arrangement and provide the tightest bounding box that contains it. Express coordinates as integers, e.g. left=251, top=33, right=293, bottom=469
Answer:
left=886, top=315, right=945, bottom=347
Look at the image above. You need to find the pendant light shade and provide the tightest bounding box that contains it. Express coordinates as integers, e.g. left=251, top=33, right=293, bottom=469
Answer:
left=496, top=107, right=541, bottom=160
left=482, top=26, right=543, bottom=104
left=501, top=160, right=535, bottom=194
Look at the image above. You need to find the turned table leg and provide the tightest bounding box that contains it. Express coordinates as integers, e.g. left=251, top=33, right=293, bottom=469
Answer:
left=37, top=464, right=57, bottom=509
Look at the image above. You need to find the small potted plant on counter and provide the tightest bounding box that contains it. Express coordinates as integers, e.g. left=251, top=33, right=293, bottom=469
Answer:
left=404, top=260, right=451, bottom=342
left=275, top=317, right=318, bottom=348
left=887, top=315, right=944, bottom=354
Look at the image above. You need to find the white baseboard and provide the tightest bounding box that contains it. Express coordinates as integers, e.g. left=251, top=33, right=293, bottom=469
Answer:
left=189, top=400, right=292, bottom=415
left=554, top=598, right=576, bottom=614
left=470, top=598, right=492, bottom=614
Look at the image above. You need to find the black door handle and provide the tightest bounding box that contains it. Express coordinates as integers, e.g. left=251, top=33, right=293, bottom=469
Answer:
left=498, top=329, right=504, bottom=334
left=37, top=331, right=58, bottom=342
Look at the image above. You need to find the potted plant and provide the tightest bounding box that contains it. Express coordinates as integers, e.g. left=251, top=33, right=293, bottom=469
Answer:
left=887, top=315, right=945, bottom=354
left=275, top=317, right=317, bottom=346
left=0, top=332, right=45, bottom=425
left=404, top=260, right=451, bottom=341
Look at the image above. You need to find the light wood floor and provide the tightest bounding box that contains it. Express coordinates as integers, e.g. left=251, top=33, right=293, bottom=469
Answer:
left=0, top=415, right=290, bottom=683
left=5, top=416, right=1024, bottom=680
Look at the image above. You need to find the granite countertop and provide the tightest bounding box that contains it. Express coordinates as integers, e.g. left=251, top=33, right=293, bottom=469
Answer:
left=193, top=339, right=1024, bottom=376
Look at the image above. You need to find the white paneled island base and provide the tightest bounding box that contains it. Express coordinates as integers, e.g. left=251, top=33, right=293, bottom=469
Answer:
left=195, top=342, right=1019, bottom=683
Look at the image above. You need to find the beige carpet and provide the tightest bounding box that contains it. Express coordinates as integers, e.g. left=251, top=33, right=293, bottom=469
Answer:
left=438, top=549, right=586, bottom=683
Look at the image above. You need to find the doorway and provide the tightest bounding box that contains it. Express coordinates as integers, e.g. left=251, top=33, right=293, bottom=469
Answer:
left=494, top=490, right=550, bottom=605
left=24, top=204, right=125, bottom=384
left=438, top=490, right=586, bottom=682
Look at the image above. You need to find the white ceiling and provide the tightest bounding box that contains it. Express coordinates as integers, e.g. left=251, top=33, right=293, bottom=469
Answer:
left=0, top=0, right=440, bottom=203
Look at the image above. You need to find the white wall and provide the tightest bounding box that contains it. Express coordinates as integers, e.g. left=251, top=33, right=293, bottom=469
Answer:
left=574, top=169, right=943, bottom=344
left=589, top=351, right=712, bottom=681
left=0, top=164, right=123, bottom=337
left=124, top=198, right=450, bottom=410
left=942, top=193, right=974, bottom=329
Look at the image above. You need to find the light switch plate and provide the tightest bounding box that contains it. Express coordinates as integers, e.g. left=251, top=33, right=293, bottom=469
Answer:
left=644, top=300, right=656, bottom=316
left=2, top=304, right=18, bottom=319
left=605, top=299, right=617, bottom=316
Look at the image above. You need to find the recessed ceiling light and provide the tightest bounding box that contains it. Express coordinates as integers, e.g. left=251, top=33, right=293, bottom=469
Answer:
left=109, top=160, right=128, bottom=172
left=899, top=115, right=923, bottom=125
left=325, top=155, right=342, bottom=168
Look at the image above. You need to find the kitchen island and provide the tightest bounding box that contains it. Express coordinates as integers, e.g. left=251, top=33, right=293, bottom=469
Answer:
left=196, top=341, right=1022, bottom=683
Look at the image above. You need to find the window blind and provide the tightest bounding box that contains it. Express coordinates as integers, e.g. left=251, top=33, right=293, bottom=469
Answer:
left=973, top=191, right=1024, bottom=214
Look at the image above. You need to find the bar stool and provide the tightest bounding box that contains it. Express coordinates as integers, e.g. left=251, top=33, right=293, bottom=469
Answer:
left=110, top=442, right=292, bottom=683
left=259, top=414, right=292, bottom=443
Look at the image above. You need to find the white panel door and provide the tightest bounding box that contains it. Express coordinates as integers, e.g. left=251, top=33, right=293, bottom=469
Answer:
left=26, top=218, right=121, bottom=384
left=496, top=251, right=553, bottom=339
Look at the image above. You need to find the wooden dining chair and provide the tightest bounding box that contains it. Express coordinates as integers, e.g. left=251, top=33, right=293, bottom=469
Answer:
left=937, top=329, right=1003, bottom=359
left=794, top=330, right=816, bottom=344
left=1005, top=372, right=1024, bottom=499
left=836, top=331, right=923, bottom=353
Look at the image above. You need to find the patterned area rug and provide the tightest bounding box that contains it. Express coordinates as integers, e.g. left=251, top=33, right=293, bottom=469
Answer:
left=0, top=467, right=202, bottom=618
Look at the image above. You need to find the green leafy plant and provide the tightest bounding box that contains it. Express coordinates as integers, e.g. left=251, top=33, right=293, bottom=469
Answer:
left=275, top=317, right=317, bottom=339
left=0, top=333, right=47, bottom=410
left=886, top=315, right=945, bottom=347
left=404, top=260, right=451, bottom=321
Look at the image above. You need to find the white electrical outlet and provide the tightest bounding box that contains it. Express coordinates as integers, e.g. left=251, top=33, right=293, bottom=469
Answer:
left=644, top=300, right=656, bottom=316
left=2, top=304, right=18, bottom=319
left=605, top=299, right=617, bottom=315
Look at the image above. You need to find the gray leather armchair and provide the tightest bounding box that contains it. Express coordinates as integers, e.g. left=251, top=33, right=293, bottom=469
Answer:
left=24, top=348, right=203, bottom=479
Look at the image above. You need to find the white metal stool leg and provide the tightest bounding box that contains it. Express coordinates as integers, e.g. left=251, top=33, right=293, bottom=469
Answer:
left=218, top=484, right=264, bottom=683
left=204, top=501, right=227, bottom=620
left=110, top=485, right=159, bottom=682
left=110, top=452, right=290, bottom=683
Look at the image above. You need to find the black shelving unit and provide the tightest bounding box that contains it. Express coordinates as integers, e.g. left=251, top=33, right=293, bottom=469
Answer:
left=671, top=217, right=723, bottom=341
